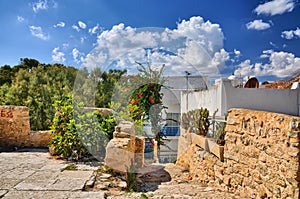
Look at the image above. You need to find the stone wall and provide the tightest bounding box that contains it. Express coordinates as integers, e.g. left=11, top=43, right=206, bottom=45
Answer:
left=0, top=106, right=52, bottom=150
left=0, top=106, right=30, bottom=149
left=105, top=120, right=145, bottom=173
left=177, top=108, right=300, bottom=198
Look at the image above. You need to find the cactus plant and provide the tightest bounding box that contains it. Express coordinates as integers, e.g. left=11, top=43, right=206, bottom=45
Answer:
left=181, top=108, right=210, bottom=136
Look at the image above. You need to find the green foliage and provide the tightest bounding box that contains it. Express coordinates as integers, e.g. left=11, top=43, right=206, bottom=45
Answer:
left=49, top=95, right=88, bottom=159
left=126, top=161, right=139, bottom=192
left=61, top=164, right=78, bottom=172
left=99, top=114, right=117, bottom=140
left=96, top=69, right=127, bottom=108
left=1, top=59, right=126, bottom=131
left=49, top=95, right=117, bottom=160
left=128, top=63, right=166, bottom=135
left=181, top=108, right=210, bottom=136
left=2, top=62, right=77, bottom=130
left=140, top=193, right=148, bottom=199
left=214, top=121, right=226, bottom=145
left=212, top=110, right=227, bottom=146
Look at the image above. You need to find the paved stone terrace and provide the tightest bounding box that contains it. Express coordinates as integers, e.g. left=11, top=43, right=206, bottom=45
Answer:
left=0, top=150, right=105, bottom=199
left=0, top=150, right=239, bottom=199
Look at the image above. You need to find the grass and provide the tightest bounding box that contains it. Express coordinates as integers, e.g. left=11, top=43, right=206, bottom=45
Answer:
left=61, top=164, right=78, bottom=172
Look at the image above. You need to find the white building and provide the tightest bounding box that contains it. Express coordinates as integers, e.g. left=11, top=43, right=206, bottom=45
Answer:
left=182, top=78, right=300, bottom=117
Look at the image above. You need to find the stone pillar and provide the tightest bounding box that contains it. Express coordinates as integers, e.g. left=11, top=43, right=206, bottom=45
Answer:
left=104, top=121, right=145, bottom=173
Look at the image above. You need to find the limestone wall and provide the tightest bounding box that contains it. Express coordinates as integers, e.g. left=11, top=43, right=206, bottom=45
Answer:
left=177, top=108, right=300, bottom=198
left=225, top=108, right=300, bottom=198
left=0, top=106, right=51, bottom=150
left=0, top=106, right=30, bottom=149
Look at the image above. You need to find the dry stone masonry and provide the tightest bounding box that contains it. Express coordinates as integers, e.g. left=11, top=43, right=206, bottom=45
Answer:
left=104, top=120, right=145, bottom=173
left=177, top=108, right=300, bottom=199
left=0, top=106, right=51, bottom=150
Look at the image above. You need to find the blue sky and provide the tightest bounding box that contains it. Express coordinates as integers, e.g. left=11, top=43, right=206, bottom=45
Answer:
left=0, top=0, right=300, bottom=81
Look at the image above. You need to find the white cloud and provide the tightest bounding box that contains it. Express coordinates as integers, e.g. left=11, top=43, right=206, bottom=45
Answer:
left=234, top=49, right=241, bottom=57
left=80, top=36, right=87, bottom=44
left=52, top=47, right=65, bottom=62
left=72, top=25, right=80, bottom=32
left=83, top=16, right=229, bottom=76
left=281, top=28, right=300, bottom=39
left=54, top=22, right=65, bottom=28
left=29, top=26, right=49, bottom=40
left=17, top=16, right=24, bottom=22
left=32, top=0, right=48, bottom=13
left=89, top=24, right=102, bottom=35
left=246, top=19, right=271, bottom=30
left=72, top=48, right=85, bottom=63
left=78, top=21, right=87, bottom=29
left=254, top=0, right=295, bottom=16
left=235, top=51, right=300, bottom=77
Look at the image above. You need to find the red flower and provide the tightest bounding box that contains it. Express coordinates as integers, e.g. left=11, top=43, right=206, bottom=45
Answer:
left=149, top=96, right=155, bottom=104
left=138, top=93, right=143, bottom=98
left=135, top=100, right=139, bottom=105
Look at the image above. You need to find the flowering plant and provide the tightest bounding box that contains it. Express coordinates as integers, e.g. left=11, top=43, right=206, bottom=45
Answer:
left=128, top=62, right=165, bottom=120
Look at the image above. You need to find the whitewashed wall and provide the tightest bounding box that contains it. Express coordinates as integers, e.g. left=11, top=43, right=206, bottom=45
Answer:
left=182, top=78, right=300, bottom=116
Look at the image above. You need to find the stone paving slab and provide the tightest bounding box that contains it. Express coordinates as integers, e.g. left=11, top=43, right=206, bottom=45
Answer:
left=0, top=151, right=103, bottom=198
left=2, top=191, right=105, bottom=199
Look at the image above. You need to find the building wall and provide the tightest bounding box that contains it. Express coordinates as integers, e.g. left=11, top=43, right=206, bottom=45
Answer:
left=163, top=75, right=208, bottom=114
left=182, top=78, right=300, bottom=116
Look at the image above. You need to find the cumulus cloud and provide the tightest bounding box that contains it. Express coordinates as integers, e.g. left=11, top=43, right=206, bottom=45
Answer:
left=82, top=16, right=229, bottom=76
left=234, top=49, right=241, bottom=57
left=281, top=28, right=300, bottom=39
left=52, top=47, right=65, bottom=62
left=17, top=16, right=24, bottom=22
left=246, top=19, right=271, bottom=30
left=78, top=21, right=87, bottom=29
left=89, top=24, right=102, bottom=35
left=235, top=50, right=300, bottom=77
left=72, top=48, right=85, bottom=63
left=254, top=0, right=296, bottom=16
left=29, top=26, right=49, bottom=40
left=72, top=25, right=80, bottom=32
left=32, top=0, right=48, bottom=13
left=54, top=22, right=65, bottom=28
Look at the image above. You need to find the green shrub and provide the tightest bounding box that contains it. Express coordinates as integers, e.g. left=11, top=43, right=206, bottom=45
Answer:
left=49, top=95, right=117, bottom=160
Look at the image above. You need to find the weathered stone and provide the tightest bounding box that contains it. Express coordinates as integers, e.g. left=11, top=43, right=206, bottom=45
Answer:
left=177, top=108, right=300, bottom=198
left=104, top=121, right=144, bottom=173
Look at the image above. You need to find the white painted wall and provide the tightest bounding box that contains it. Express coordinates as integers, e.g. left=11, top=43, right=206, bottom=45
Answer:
left=182, top=78, right=300, bottom=116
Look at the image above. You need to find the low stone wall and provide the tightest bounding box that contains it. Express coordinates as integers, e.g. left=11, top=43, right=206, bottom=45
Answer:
left=0, top=106, right=30, bottom=149
left=0, top=106, right=52, bottom=150
left=105, top=120, right=145, bottom=173
left=177, top=108, right=300, bottom=198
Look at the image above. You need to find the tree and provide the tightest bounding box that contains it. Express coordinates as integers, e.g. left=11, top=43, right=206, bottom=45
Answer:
left=4, top=62, right=77, bottom=130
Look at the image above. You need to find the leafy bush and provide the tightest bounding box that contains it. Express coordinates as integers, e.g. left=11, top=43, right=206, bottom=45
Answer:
left=49, top=95, right=87, bottom=159
left=49, top=95, right=117, bottom=160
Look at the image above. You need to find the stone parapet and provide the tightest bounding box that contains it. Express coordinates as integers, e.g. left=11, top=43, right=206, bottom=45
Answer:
left=0, top=106, right=31, bottom=150
left=224, top=108, right=300, bottom=198
left=0, top=106, right=52, bottom=150
left=177, top=108, right=300, bottom=198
